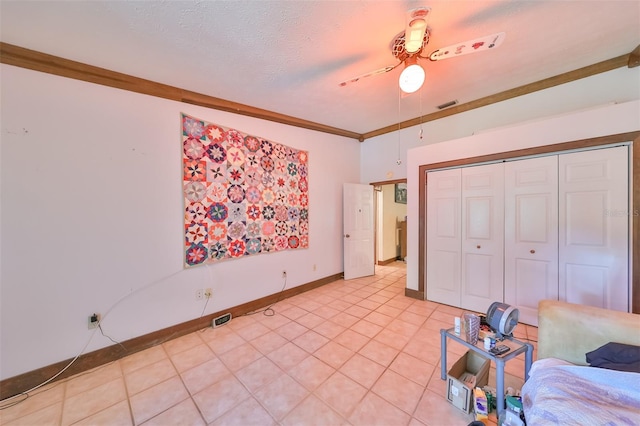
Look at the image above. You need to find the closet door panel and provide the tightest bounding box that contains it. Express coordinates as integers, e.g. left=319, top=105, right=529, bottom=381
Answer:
left=466, top=198, right=492, bottom=239
left=427, top=169, right=462, bottom=306
left=565, top=264, right=608, bottom=307
left=559, top=146, right=629, bottom=311
left=565, top=192, right=607, bottom=246
left=461, top=163, right=504, bottom=314
left=464, top=253, right=493, bottom=296
left=504, top=156, right=558, bottom=326
left=513, top=259, right=552, bottom=303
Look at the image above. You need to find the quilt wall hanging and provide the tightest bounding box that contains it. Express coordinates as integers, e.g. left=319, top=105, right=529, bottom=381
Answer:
left=182, top=113, right=309, bottom=267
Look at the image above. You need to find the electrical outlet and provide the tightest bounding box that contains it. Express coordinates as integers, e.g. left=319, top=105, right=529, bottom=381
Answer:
left=195, top=289, right=204, bottom=301
left=282, top=270, right=287, bottom=278
left=204, top=288, right=212, bottom=299
left=88, top=313, right=100, bottom=330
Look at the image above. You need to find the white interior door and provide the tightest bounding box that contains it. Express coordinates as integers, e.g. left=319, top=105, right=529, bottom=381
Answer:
left=343, top=183, right=374, bottom=280
left=426, top=169, right=462, bottom=307
left=461, top=163, right=504, bottom=314
left=559, top=146, right=629, bottom=311
left=504, top=156, right=558, bottom=325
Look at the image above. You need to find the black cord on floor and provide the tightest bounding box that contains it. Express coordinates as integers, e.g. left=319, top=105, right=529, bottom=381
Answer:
left=245, top=275, right=287, bottom=317
left=99, top=324, right=126, bottom=351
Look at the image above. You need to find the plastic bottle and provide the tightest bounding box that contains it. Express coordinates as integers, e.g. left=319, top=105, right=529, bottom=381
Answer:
left=498, top=396, right=524, bottom=426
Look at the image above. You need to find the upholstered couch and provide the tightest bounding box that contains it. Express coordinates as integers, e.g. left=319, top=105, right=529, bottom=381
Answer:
left=521, top=300, right=640, bottom=424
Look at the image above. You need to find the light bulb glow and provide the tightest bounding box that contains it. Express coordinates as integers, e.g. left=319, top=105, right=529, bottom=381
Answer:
left=398, top=63, right=425, bottom=93
left=404, top=18, right=427, bottom=53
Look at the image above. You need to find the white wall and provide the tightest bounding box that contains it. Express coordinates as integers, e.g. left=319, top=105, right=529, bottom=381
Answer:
left=404, top=99, right=640, bottom=291
left=361, top=67, right=640, bottom=184
left=2, top=62, right=639, bottom=381
left=0, top=64, right=361, bottom=379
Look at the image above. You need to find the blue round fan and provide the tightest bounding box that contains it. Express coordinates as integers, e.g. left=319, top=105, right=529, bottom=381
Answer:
left=486, top=302, right=519, bottom=337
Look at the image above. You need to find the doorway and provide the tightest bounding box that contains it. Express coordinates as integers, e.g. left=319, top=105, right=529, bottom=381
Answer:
left=374, top=181, right=407, bottom=265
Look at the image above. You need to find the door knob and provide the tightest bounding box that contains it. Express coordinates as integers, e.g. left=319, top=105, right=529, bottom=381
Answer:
left=530, top=249, right=536, bottom=254
left=345, top=234, right=350, bottom=238
left=476, top=245, right=481, bottom=249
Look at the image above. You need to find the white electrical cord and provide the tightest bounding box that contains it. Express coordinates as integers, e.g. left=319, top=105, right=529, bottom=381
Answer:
left=200, top=264, right=215, bottom=318
left=0, top=326, right=100, bottom=408
left=0, top=268, right=185, bottom=407
left=199, top=297, right=211, bottom=318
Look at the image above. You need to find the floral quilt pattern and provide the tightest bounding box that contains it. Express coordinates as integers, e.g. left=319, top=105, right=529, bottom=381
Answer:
left=182, top=114, right=309, bottom=267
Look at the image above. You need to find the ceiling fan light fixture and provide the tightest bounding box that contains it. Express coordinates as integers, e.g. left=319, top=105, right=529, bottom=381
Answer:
left=404, top=7, right=430, bottom=54
left=399, top=59, right=425, bottom=94
left=405, top=19, right=427, bottom=53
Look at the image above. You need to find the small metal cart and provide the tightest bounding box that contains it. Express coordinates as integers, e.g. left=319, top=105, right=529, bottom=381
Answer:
left=440, top=328, right=534, bottom=415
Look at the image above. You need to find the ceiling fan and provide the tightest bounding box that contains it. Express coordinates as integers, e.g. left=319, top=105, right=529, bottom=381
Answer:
left=339, top=7, right=506, bottom=94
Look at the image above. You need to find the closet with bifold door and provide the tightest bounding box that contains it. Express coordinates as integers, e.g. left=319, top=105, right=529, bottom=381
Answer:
left=426, top=145, right=630, bottom=325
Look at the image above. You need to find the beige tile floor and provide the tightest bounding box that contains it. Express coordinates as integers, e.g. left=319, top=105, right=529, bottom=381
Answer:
left=0, top=262, right=538, bottom=425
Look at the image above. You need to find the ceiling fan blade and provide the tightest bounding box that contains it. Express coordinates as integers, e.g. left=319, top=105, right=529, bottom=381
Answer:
left=338, top=64, right=399, bottom=87
left=428, top=32, right=506, bottom=61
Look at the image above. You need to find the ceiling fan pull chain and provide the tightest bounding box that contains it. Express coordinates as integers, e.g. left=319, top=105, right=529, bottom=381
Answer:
left=419, top=87, right=424, bottom=140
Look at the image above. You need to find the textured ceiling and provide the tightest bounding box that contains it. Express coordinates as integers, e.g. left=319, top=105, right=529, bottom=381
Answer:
left=1, top=1, right=639, bottom=136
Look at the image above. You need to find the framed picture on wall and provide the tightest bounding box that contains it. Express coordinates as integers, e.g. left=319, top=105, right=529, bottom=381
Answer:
left=395, top=183, right=407, bottom=204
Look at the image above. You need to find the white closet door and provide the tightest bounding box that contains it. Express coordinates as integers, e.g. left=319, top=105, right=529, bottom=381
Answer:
left=461, top=163, right=504, bottom=314
left=559, top=146, right=629, bottom=311
left=504, top=156, right=558, bottom=326
left=426, top=168, right=462, bottom=307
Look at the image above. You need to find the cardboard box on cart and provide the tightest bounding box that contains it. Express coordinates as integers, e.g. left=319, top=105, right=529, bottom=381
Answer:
left=446, top=351, right=490, bottom=413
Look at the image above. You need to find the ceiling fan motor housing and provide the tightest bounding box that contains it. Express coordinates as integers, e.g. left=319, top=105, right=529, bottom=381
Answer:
left=486, top=302, right=519, bottom=337
left=391, top=29, right=430, bottom=62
